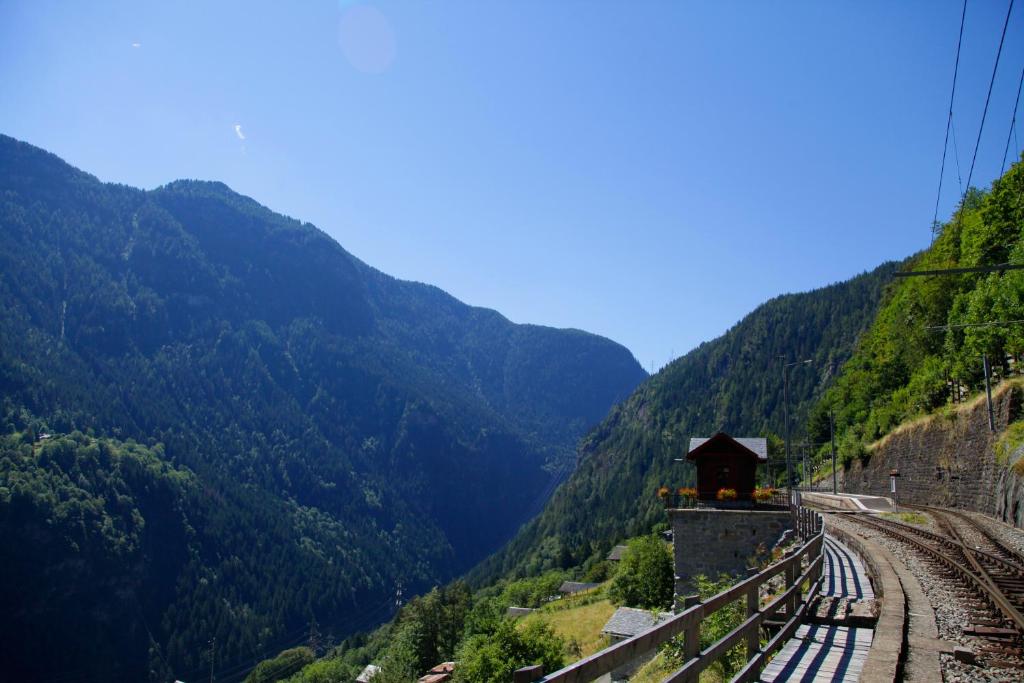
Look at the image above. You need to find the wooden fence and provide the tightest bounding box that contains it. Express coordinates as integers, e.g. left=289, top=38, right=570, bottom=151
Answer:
left=513, top=508, right=824, bottom=683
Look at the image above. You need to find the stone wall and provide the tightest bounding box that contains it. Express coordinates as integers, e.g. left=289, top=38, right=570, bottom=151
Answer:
left=668, top=508, right=791, bottom=594
left=838, top=382, right=1024, bottom=524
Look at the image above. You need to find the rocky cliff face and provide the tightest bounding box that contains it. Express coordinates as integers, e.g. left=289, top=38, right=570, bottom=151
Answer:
left=838, top=382, right=1024, bottom=526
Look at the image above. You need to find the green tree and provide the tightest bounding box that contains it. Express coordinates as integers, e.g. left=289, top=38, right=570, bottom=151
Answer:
left=608, top=535, right=674, bottom=610
left=453, top=620, right=564, bottom=683
left=245, top=647, right=316, bottom=683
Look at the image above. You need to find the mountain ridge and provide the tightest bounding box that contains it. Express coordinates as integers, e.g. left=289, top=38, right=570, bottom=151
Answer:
left=0, top=134, right=645, bottom=681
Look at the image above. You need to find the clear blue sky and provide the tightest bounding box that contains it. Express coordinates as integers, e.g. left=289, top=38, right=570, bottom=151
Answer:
left=2, top=1, right=1023, bottom=371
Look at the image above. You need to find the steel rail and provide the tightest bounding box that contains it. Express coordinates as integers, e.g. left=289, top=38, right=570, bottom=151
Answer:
left=916, top=505, right=1024, bottom=571
left=847, top=514, right=1024, bottom=634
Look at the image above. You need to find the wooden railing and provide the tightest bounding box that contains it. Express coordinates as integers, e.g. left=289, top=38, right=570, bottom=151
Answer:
left=514, top=508, right=824, bottom=683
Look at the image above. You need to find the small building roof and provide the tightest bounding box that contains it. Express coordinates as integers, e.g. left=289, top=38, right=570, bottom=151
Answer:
left=688, top=433, right=768, bottom=462
left=601, top=607, right=674, bottom=639
left=356, top=664, right=381, bottom=682
left=417, top=675, right=450, bottom=683
left=426, top=662, right=455, bottom=674
left=559, top=581, right=601, bottom=594
left=606, top=545, right=629, bottom=561
left=506, top=606, right=536, bottom=618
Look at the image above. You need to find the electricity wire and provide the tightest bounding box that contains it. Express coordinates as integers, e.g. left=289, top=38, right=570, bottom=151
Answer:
left=1000, top=62, right=1024, bottom=175
left=964, top=0, right=1016, bottom=194
left=933, top=0, right=970, bottom=237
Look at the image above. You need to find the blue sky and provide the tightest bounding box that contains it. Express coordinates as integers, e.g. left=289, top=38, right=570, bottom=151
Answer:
left=2, top=1, right=1023, bottom=370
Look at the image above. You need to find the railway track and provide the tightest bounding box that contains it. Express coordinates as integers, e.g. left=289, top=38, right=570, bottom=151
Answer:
left=843, top=511, right=1024, bottom=665
left=915, top=505, right=1024, bottom=572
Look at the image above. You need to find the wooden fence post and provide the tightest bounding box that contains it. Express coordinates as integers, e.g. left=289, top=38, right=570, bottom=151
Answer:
left=746, top=583, right=760, bottom=660
left=786, top=558, right=798, bottom=618
left=681, top=593, right=701, bottom=681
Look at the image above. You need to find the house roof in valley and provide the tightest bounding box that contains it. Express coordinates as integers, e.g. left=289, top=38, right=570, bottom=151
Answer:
left=687, top=433, right=768, bottom=462
left=417, top=675, right=450, bottom=683
left=559, top=581, right=601, bottom=594
left=601, top=606, right=673, bottom=639
left=356, top=664, right=381, bottom=682
left=606, top=545, right=629, bottom=561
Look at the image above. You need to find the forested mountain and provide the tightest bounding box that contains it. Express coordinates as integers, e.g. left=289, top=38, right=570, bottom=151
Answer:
left=0, top=135, right=645, bottom=682
left=472, top=261, right=898, bottom=581
left=807, top=157, right=1024, bottom=457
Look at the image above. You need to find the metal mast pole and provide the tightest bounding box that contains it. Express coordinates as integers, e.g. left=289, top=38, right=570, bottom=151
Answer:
left=830, top=409, right=837, bottom=495
left=783, top=364, right=791, bottom=491
left=983, top=354, right=995, bottom=431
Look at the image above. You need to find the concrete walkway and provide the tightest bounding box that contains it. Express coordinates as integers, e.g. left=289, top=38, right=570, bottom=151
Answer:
left=802, top=492, right=894, bottom=512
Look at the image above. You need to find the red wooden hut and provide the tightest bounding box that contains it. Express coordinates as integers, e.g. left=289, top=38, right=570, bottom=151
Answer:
left=686, top=432, right=767, bottom=502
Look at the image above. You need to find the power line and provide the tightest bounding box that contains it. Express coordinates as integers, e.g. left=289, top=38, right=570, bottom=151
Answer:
left=894, top=262, right=1024, bottom=277
left=925, top=319, right=1024, bottom=331
left=964, top=0, right=1016, bottom=194
left=1001, top=62, right=1024, bottom=175
left=933, top=0, right=970, bottom=238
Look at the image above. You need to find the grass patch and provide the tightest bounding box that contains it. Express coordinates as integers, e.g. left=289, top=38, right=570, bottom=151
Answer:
left=540, top=584, right=607, bottom=612
left=630, top=652, right=675, bottom=683
left=518, top=598, right=616, bottom=661
left=631, top=652, right=728, bottom=683
left=997, top=419, right=1024, bottom=467
left=881, top=511, right=928, bottom=526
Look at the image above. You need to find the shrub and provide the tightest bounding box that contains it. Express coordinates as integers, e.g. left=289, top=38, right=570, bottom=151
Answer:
left=608, top=535, right=674, bottom=610
left=245, top=647, right=315, bottom=683
left=715, top=488, right=737, bottom=501
left=453, top=620, right=564, bottom=683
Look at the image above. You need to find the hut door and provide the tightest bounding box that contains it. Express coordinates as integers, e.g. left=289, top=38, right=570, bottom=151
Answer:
left=716, top=465, right=730, bottom=489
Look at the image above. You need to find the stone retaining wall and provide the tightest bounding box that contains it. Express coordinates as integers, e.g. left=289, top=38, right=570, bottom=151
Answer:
left=668, top=508, right=791, bottom=594
left=837, top=382, right=1024, bottom=526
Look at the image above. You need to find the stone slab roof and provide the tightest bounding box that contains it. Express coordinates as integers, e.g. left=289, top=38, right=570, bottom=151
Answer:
left=559, top=581, right=601, bottom=594
left=606, top=545, right=629, bottom=561
left=602, top=606, right=673, bottom=639
left=356, top=664, right=380, bottom=682
left=688, top=434, right=768, bottom=461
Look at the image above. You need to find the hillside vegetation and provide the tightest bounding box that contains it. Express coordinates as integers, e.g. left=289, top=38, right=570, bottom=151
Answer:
left=471, top=261, right=897, bottom=582
left=809, top=157, right=1024, bottom=460
left=0, top=135, right=645, bottom=682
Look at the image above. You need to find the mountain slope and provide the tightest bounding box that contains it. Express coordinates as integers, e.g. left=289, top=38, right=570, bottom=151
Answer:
left=472, top=262, right=898, bottom=581
left=810, top=157, right=1024, bottom=455
left=0, top=135, right=645, bottom=681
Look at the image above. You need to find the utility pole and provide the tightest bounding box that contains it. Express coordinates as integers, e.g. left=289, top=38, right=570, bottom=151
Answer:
left=209, top=637, right=216, bottom=683
left=802, top=443, right=808, bottom=490
left=830, top=409, right=837, bottom=495
left=781, top=358, right=812, bottom=496
left=983, top=354, right=995, bottom=432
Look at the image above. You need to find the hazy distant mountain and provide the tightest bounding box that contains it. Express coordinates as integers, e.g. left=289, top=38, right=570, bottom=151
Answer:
left=0, top=135, right=645, bottom=681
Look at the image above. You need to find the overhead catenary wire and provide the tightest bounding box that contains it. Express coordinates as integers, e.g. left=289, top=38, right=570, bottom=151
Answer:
left=925, top=319, right=1024, bottom=331
left=964, top=0, right=1016, bottom=194
left=1001, top=62, right=1024, bottom=175
left=933, top=0, right=970, bottom=238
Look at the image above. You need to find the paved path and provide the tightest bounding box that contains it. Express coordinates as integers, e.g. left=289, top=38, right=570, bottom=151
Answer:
left=760, top=536, right=875, bottom=682
left=841, top=494, right=894, bottom=512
